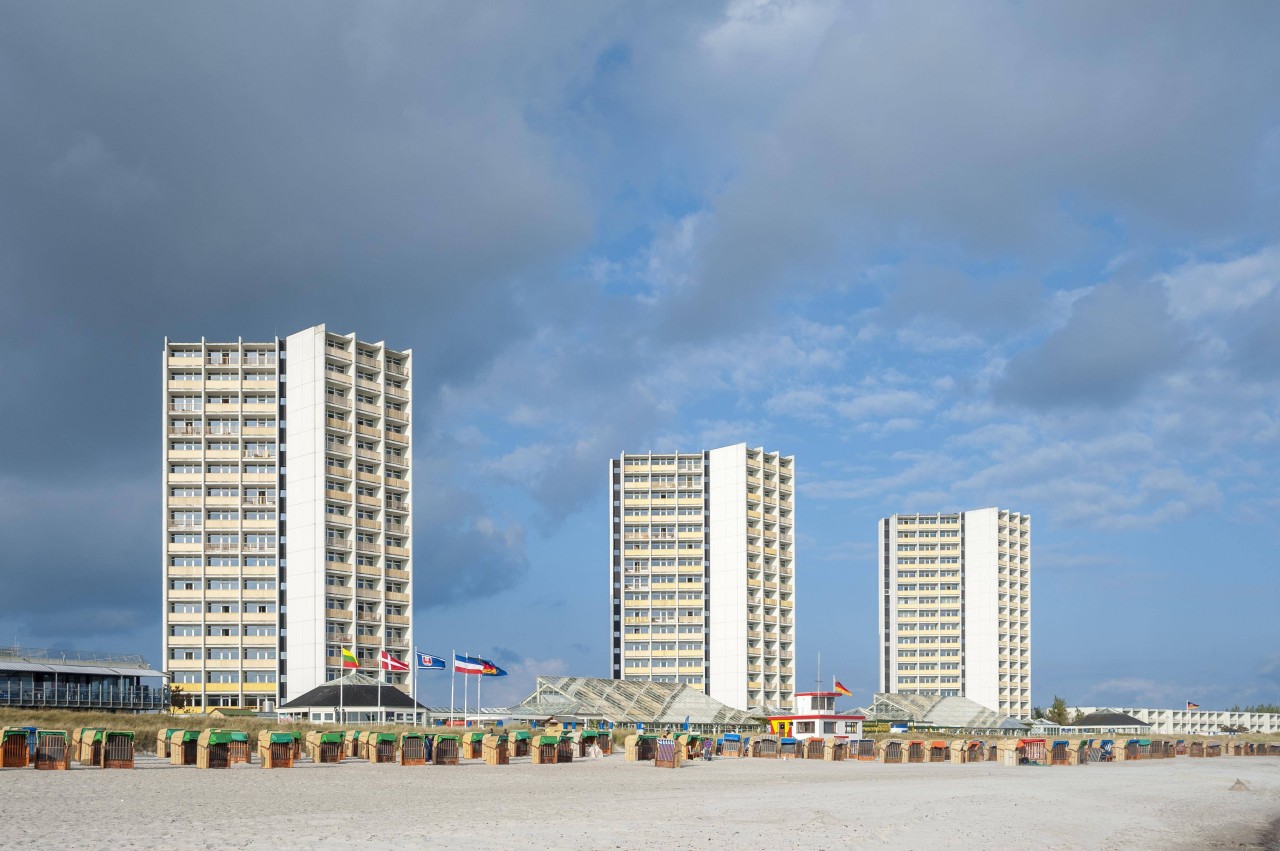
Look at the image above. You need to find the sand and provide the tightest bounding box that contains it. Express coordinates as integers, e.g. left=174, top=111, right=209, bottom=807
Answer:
left=2, top=754, right=1278, bottom=850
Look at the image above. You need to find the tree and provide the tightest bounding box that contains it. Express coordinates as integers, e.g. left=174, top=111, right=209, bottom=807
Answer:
left=1031, top=706, right=1045, bottom=720
left=1071, top=708, right=1085, bottom=724
left=1046, top=696, right=1070, bottom=725
left=170, top=685, right=188, bottom=710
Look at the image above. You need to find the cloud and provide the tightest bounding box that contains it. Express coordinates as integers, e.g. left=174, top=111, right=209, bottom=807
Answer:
left=995, top=279, right=1190, bottom=409
left=1160, top=246, right=1280, bottom=321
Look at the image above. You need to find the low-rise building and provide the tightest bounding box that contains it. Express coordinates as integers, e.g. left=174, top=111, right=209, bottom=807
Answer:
left=0, top=646, right=168, bottom=712
left=768, top=691, right=864, bottom=740
left=1072, top=706, right=1280, bottom=736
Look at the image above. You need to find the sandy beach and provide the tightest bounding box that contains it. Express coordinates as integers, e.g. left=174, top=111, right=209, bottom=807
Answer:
left=2, top=754, right=1278, bottom=850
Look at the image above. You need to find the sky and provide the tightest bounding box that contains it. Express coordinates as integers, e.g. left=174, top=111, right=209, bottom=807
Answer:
left=1, top=1, right=1278, bottom=712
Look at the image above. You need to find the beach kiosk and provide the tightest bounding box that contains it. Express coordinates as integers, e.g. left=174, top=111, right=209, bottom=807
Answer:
left=98, top=731, right=135, bottom=769
left=258, top=731, right=295, bottom=769
left=483, top=733, right=509, bottom=766
left=433, top=733, right=461, bottom=765
left=33, top=730, right=70, bottom=770
left=460, top=731, right=485, bottom=760
left=399, top=733, right=428, bottom=766
left=532, top=734, right=559, bottom=765
left=823, top=738, right=848, bottom=761
left=197, top=729, right=243, bottom=769
left=1, top=727, right=30, bottom=768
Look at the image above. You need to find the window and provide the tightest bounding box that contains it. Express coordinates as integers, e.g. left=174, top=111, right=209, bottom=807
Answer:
left=169, top=464, right=201, bottom=474
left=207, top=647, right=239, bottom=660
left=173, top=671, right=202, bottom=683
left=170, top=624, right=200, bottom=636
left=245, top=671, right=276, bottom=683
left=170, top=602, right=200, bottom=613
left=207, top=671, right=239, bottom=683
left=207, top=579, right=239, bottom=591
left=245, top=602, right=276, bottom=614
left=244, top=579, right=276, bottom=590
left=207, top=625, right=238, bottom=637
left=170, top=533, right=200, bottom=544
left=208, top=602, right=239, bottom=614
left=244, top=625, right=276, bottom=636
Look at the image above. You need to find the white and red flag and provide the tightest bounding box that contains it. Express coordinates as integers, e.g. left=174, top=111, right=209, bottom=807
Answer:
left=379, top=650, right=410, bottom=672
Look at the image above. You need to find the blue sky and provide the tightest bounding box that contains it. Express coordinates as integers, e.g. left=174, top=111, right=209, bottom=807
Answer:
left=1, top=2, right=1278, bottom=711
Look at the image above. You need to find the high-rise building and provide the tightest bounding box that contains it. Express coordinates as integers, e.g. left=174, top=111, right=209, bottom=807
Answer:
left=162, top=324, right=412, bottom=711
left=610, top=443, right=795, bottom=713
left=877, top=507, right=1030, bottom=719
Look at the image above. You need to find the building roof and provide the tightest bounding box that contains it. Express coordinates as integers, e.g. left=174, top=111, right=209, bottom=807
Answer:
left=0, top=646, right=161, bottom=679
left=279, top=672, right=425, bottom=710
left=865, top=692, right=1028, bottom=731
left=1070, top=711, right=1151, bottom=728
left=515, top=676, right=764, bottom=727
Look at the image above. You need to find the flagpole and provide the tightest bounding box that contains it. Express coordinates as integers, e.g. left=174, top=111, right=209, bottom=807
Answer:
left=339, top=648, right=345, bottom=726
left=450, top=648, right=456, bottom=727
left=377, top=659, right=383, bottom=725
left=412, top=646, right=418, bottom=728
left=463, top=650, right=468, bottom=726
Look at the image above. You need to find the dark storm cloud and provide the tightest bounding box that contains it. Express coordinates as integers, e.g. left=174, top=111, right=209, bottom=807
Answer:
left=994, top=280, right=1189, bottom=409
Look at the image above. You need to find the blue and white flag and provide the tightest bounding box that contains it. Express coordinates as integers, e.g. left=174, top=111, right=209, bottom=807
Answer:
left=417, top=652, right=447, bottom=670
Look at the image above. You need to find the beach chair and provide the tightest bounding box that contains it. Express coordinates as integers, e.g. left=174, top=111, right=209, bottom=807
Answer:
left=512, top=731, right=531, bottom=758
left=197, top=729, right=237, bottom=769
left=98, top=731, right=135, bottom=769
left=169, top=730, right=198, bottom=765
left=928, top=741, right=948, bottom=763
left=959, top=740, right=984, bottom=764
left=880, top=739, right=906, bottom=764
left=1206, top=742, right=1222, bottom=757
left=346, top=731, right=364, bottom=759
left=1050, top=740, right=1070, bottom=765
left=720, top=733, right=744, bottom=758
left=368, top=732, right=397, bottom=764
left=532, top=735, right=559, bottom=765
left=855, top=739, right=876, bottom=761
left=33, top=730, right=70, bottom=770
left=157, top=728, right=183, bottom=759
left=291, top=731, right=303, bottom=761
left=598, top=732, right=613, bottom=756
left=433, top=734, right=460, bottom=765
left=483, top=733, right=509, bottom=765
left=907, top=741, right=925, bottom=763
left=1016, top=739, right=1047, bottom=766
left=258, top=731, right=294, bottom=768
left=654, top=737, right=682, bottom=769
left=1, top=728, right=30, bottom=768
left=306, top=731, right=344, bottom=763
left=556, top=734, right=574, bottom=763
left=1175, top=740, right=1187, bottom=755
left=74, top=728, right=105, bottom=765
left=460, top=732, right=485, bottom=760
left=1188, top=741, right=1205, bottom=758
left=823, top=739, right=847, bottom=762
left=802, top=738, right=825, bottom=760
left=400, top=733, right=428, bottom=766
left=752, top=735, right=780, bottom=759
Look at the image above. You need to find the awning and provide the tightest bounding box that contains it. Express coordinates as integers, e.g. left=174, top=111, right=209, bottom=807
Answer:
left=0, top=660, right=163, bottom=678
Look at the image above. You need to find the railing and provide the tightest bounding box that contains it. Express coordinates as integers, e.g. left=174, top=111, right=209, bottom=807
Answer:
left=385, top=362, right=407, bottom=376
left=0, top=685, right=169, bottom=711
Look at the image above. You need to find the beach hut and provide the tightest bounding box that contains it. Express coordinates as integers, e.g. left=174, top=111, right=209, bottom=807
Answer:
left=258, top=731, right=295, bottom=769
left=74, top=728, right=105, bottom=765
left=460, top=731, right=485, bottom=760
left=98, top=731, right=135, bottom=769
left=399, top=733, right=428, bottom=766
left=33, top=730, right=70, bottom=770
left=928, top=741, right=948, bottom=763
left=906, top=740, right=926, bottom=763
left=1016, top=738, right=1047, bottom=766
left=654, top=737, right=682, bottom=769
left=823, top=738, right=848, bottom=762
left=752, top=734, right=780, bottom=759
left=879, top=739, right=906, bottom=764
left=197, top=729, right=240, bottom=769
left=719, top=733, right=745, bottom=758
left=169, top=730, right=199, bottom=765
left=1, top=728, right=30, bottom=768
left=305, top=731, right=345, bottom=763
left=483, top=733, right=509, bottom=766
left=433, top=733, right=461, bottom=765
left=532, top=734, right=559, bottom=765
left=511, top=730, right=531, bottom=758
left=156, top=728, right=184, bottom=759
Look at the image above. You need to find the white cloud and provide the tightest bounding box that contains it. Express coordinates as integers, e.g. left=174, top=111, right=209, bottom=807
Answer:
left=1160, top=246, right=1280, bottom=321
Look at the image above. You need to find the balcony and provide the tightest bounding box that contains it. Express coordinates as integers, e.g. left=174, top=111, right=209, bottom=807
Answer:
left=356, top=354, right=380, bottom=369
left=384, top=407, right=409, bottom=424
left=386, top=545, right=410, bottom=557
left=355, top=541, right=380, bottom=554
left=356, top=611, right=381, bottom=623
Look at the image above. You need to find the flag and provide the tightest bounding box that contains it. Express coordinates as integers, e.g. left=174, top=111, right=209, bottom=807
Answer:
left=417, top=653, right=446, bottom=670
left=1186, top=701, right=1200, bottom=710
left=341, top=647, right=359, bottom=669
left=480, top=660, right=507, bottom=677
left=454, top=654, right=485, bottom=674
left=834, top=679, right=852, bottom=697
left=380, top=650, right=409, bottom=672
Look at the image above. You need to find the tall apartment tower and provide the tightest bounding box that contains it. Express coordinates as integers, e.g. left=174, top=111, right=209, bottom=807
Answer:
left=610, top=443, right=795, bottom=713
left=877, top=507, right=1030, bottom=719
left=162, top=324, right=412, bottom=711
